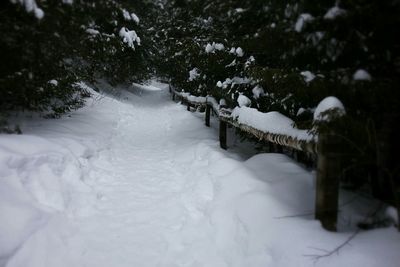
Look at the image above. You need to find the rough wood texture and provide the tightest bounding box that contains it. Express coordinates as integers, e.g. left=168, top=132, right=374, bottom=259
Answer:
left=219, top=109, right=317, bottom=154
left=219, top=120, right=227, bottom=150
left=219, top=104, right=228, bottom=149
left=205, top=104, right=211, bottom=127
left=315, top=132, right=341, bottom=232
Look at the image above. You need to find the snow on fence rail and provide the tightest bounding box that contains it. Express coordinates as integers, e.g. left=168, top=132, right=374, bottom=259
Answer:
left=219, top=108, right=317, bottom=154
left=170, top=85, right=342, bottom=232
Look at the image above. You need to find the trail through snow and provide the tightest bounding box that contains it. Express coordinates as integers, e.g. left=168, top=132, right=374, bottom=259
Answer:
left=69, top=84, right=225, bottom=266
left=1, top=82, right=399, bottom=267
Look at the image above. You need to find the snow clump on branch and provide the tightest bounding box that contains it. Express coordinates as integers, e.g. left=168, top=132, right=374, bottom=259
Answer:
left=300, top=71, right=316, bottom=83
left=353, top=69, right=372, bottom=81
left=10, top=0, right=74, bottom=19
left=205, top=42, right=225, bottom=53
left=216, top=77, right=252, bottom=89
left=10, top=0, right=44, bottom=19
left=119, top=27, right=141, bottom=49
left=188, top=68, right=201, bottom=81
left=295, top=13, right=314, bottom=32
left=237, top=94, right=251, bottom=107
left=324, top=6, right=347, bottom=20
left=122, top=9, right=140, bottom=24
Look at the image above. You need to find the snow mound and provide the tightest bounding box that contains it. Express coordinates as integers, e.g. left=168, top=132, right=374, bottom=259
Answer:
left=353, top=69, right=372, bottom=81
left=0, top=134, right=97, bottom=265
left=314, top=96, right=345, bottom=121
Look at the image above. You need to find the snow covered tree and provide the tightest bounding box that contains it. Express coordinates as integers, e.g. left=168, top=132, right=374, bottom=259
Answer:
left=152, top=0, right=400, bottom=201
left=0, top=0, right=152, bottom=117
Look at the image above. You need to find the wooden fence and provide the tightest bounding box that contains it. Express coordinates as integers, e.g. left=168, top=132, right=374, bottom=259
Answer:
left=170, top=86, right=342, bottom=232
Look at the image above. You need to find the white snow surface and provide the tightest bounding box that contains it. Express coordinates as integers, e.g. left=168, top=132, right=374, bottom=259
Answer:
left=1, top=82, right=399, bottom=267
left=314, top=96, right=346, bottom=121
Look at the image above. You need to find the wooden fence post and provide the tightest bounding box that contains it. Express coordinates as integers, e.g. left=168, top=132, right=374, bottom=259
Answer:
left=187, top=102, right=190, bottom=111
left=205, top=104, right=211, bottom=127
left=315, top=131, right=341, bottom=231
left=219, top=120, right=227, bottom=150
left=219, top=102, right=228, bottom=149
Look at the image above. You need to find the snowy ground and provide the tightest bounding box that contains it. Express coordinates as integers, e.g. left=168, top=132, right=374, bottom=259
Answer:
left=1, top=82, right=399, bottom=267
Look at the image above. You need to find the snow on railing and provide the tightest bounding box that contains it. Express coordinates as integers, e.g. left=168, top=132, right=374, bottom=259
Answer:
left=170, top=85, right=316, bottom=154
left=169, top=84, right=344, bottom=232
left=219, top=108, right=316, bottom=154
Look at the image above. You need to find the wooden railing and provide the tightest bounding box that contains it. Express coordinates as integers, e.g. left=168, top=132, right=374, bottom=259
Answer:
left=170, top=86, right=342, bottom=232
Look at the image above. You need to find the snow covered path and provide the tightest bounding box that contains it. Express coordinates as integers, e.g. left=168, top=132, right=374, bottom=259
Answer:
left=70, top=85, right=224, bottom=266
left=1, top=82, right=400, bottom=267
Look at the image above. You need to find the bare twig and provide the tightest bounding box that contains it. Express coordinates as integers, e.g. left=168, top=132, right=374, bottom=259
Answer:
left=303, top=203, right=383, bottom=263
left=304, top=229, right=360, bottom=262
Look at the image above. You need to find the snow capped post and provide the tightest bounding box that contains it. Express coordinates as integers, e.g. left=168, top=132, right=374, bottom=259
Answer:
left=314, top=96, right=346, bottom=231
